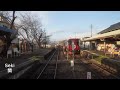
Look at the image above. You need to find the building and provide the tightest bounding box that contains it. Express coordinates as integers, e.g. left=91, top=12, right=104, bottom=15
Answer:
left=82, top=22, right=120, bottom=54
left=0, top=15, right=17, bottom=53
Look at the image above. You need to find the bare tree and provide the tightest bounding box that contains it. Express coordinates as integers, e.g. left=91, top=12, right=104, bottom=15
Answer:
left=41, top=30, right=51, bottom=48
left=18, top=12, right=49, bottom=51
left=0, top=11, right=17, bottom=58
left=0, top=11, right=10, bottom=18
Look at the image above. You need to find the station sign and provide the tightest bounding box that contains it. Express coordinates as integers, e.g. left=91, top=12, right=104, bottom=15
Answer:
left=5, top=63, right=15, bottom=73
left=87, top=72, right=91, bottom=79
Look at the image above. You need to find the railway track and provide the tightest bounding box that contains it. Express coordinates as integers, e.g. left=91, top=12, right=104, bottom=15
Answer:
left=62, top=51, right=120, bottom=79
left=18, top=48, right=59, bottom=79
left=88, top=60, right=120, bottom=79
left=0, top=48, right=58, bottom=79
left=71, top=59, right=104, bottom=79
left=62, top=52, right=104, bottom=79
left=37, top=49, right=59, bottom=79
left=81, top=50, right=120, bottom=79
left=79, top=58, right=120, bottom=79
left=1, top=47, right=119, bottom=79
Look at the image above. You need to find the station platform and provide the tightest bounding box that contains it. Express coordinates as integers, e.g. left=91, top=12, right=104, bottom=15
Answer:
left=82, top=50, right=120, bottom=61
left=0, top=48, right=51, bottom=71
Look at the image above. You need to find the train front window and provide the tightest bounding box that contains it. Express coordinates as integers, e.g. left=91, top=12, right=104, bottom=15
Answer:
left=76, top=41, right=79, bottom=45
left=68, top=40, right=72, bottom=45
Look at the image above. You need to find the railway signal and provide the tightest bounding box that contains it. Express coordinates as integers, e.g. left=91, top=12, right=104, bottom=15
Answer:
left=67, top=42, right=69, bottom=60
left=71, top=41, right=75, bottom=70
left=72, top=41, right=75, bottom=51
left=70, top=60, right=74, bottom=67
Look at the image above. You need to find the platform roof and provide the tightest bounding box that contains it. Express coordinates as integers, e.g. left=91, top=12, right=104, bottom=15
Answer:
left=83, top=29, right=120, bottom=41
left=0, top=26, right=17, bottom=34
left=82, top=22, right=120, bottom=42
left=98, top=22, right=120, bottom=34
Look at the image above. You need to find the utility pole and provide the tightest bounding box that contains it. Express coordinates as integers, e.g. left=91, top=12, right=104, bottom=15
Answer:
left=43, top=28, right=46, bottom=48
left=45, top=31, right=46, bottom=48
left=91, top=24, right=93, bottom=37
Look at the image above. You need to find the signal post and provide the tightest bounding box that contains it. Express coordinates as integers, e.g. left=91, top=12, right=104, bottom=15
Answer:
left=70, top=41, right=75, bottom=71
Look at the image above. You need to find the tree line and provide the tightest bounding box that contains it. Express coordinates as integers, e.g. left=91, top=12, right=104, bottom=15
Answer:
left=0, top=11, right=50, bottom=58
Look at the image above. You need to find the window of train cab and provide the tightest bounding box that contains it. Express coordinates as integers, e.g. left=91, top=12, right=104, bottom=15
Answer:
left=68, top=40, right=72, bottom=45
left=75, top=39, right=79, bottom=45
left=76, top=41, right=79, bottom=45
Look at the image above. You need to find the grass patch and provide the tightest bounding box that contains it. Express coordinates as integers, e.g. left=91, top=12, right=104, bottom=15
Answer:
left=93, top=54, right=109, bottom=64
left=87, top=51, right=120, bottom=72
left=93, top=54, right=120, bottom=71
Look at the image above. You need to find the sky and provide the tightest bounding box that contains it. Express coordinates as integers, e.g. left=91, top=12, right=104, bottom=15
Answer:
left=18, top=11, right=120, bottom=41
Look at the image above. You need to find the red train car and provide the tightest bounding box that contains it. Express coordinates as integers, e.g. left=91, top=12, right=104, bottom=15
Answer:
left=67, top=38, right=80, bottom=55
left=63, top=38, right=80, bottom=55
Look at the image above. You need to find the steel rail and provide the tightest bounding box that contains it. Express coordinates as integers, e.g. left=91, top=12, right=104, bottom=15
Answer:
left=54, top=49, right=59, bottom=79
left=37, top=49, right=57, bottom=79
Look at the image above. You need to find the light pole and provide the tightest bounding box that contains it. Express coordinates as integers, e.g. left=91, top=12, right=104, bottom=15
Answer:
left=71, top=41, right=75, bottom=71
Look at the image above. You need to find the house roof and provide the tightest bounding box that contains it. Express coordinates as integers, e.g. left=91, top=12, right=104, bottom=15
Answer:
left=98, top=22, right=120, bottom=34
